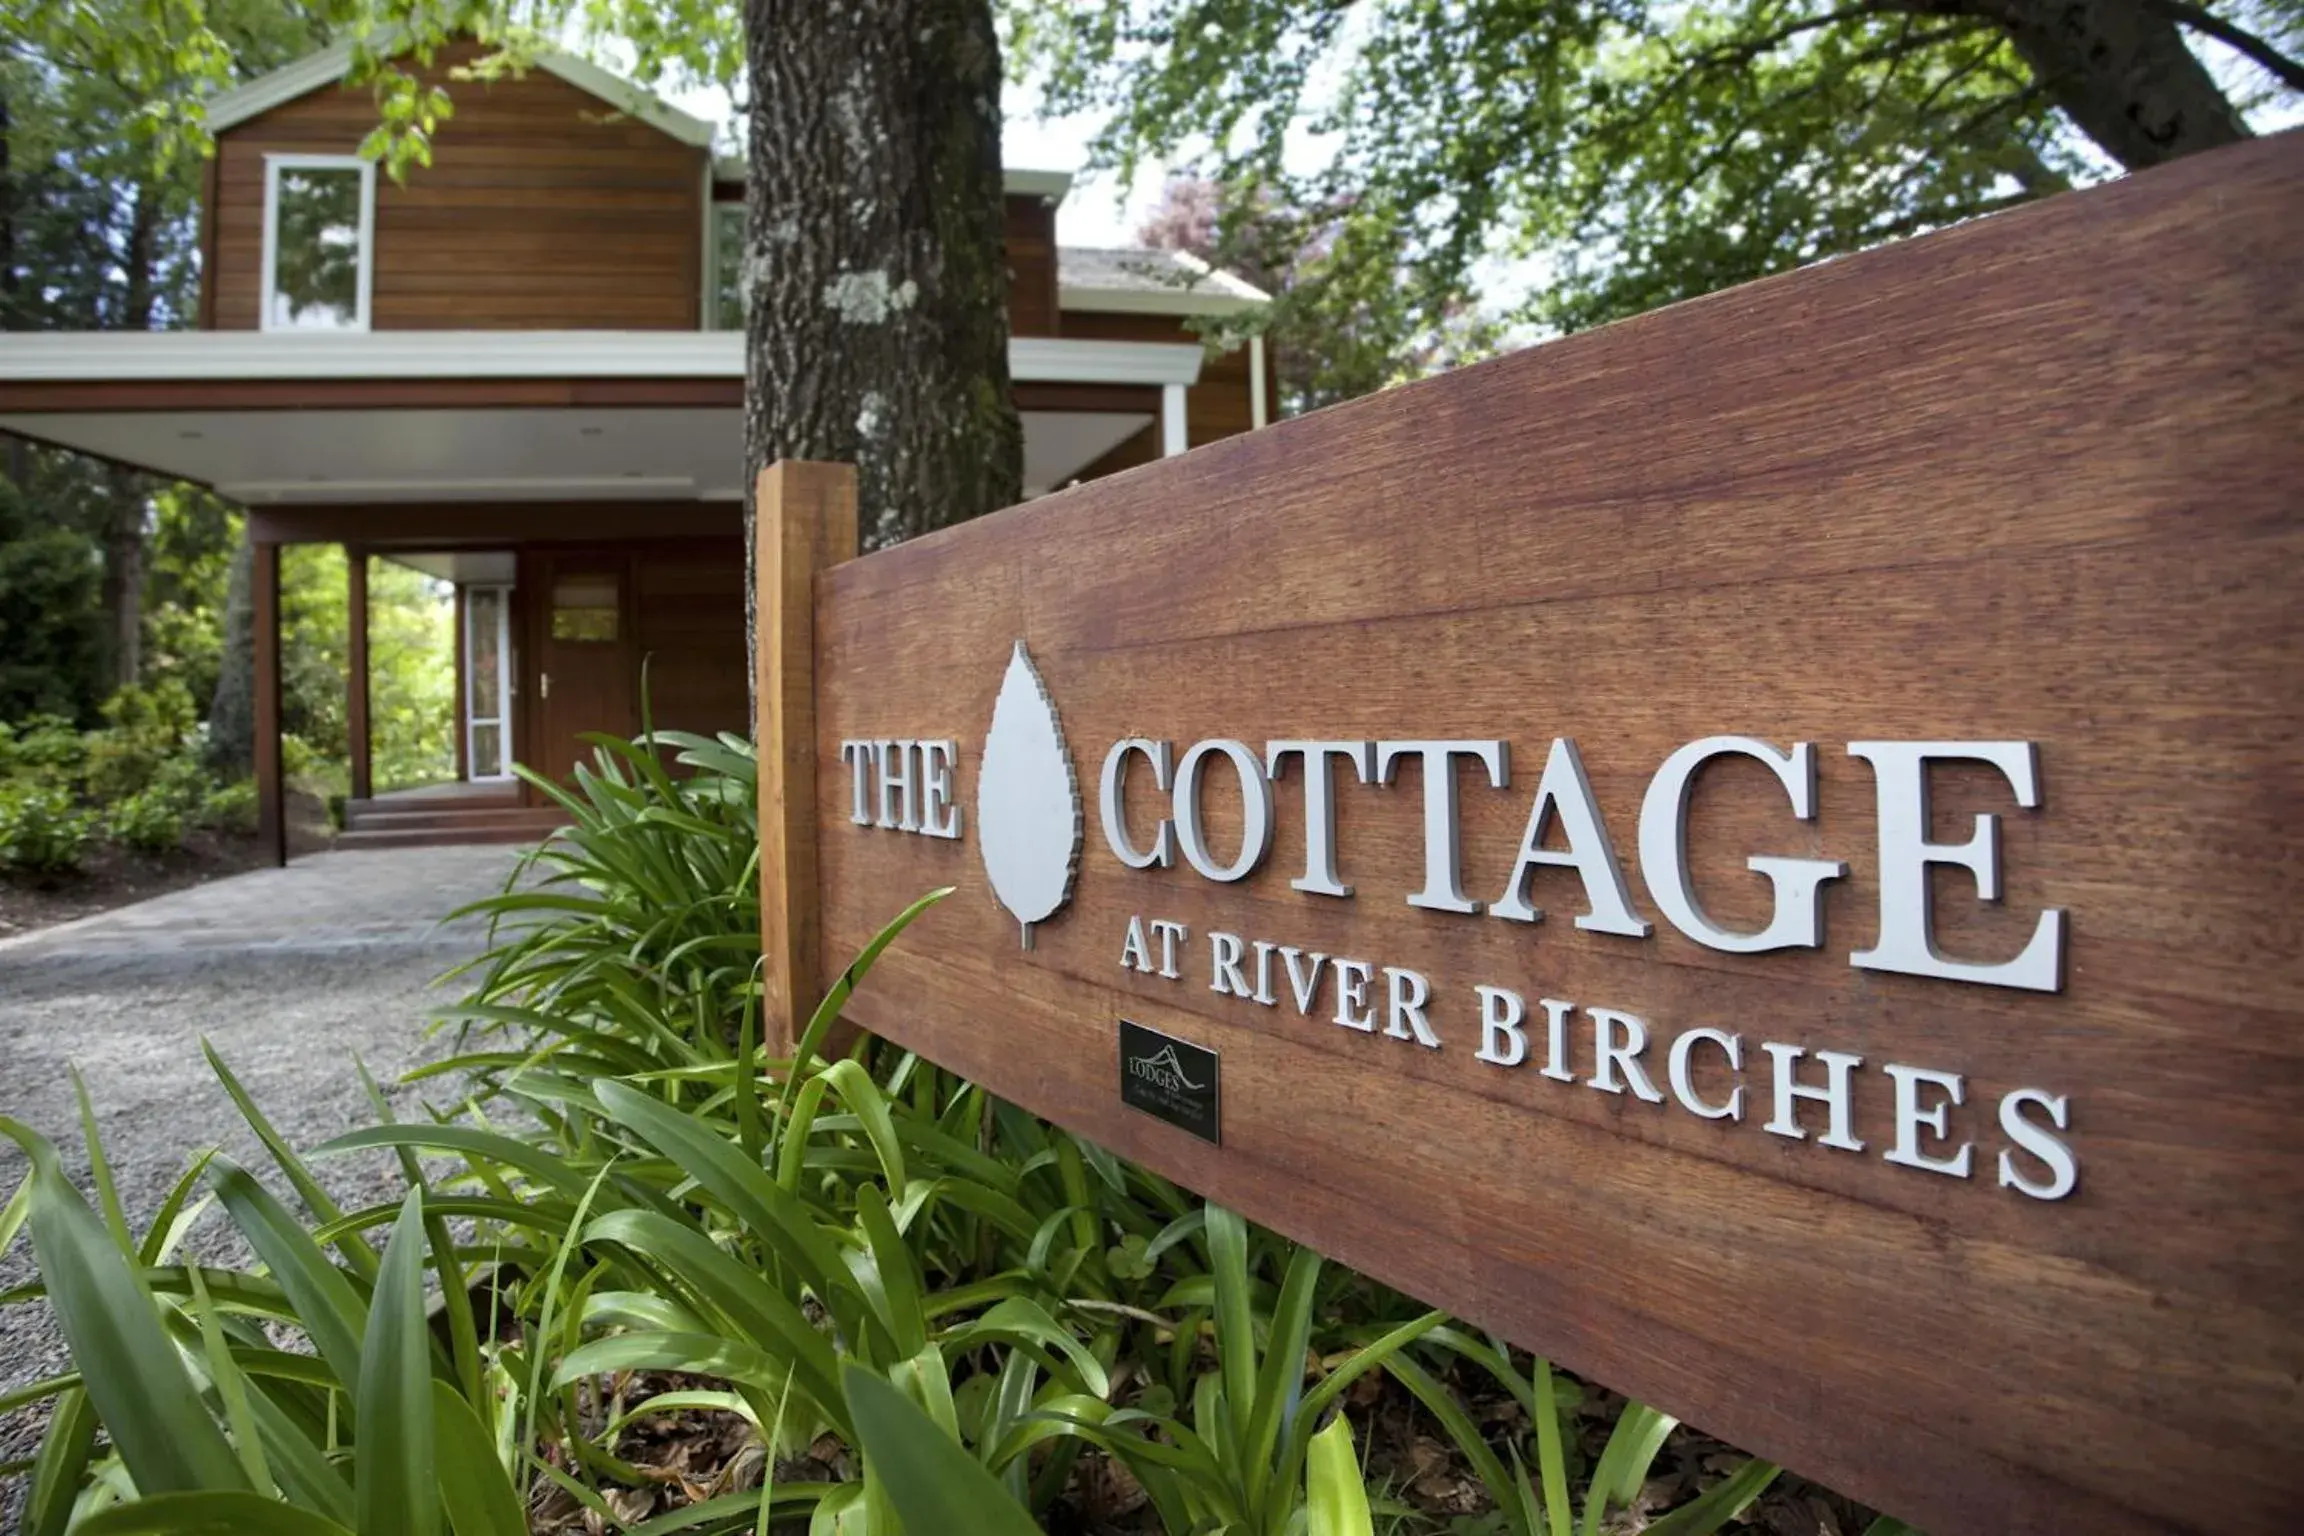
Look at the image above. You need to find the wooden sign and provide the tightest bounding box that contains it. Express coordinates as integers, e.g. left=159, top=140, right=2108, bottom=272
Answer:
left=757, top=133, right=2304, bottom=1536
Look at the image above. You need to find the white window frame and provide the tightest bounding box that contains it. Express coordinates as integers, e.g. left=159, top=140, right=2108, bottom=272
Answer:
left=465, top=585, right=513, bottom=782
left=259, top=153, right=376, bottom=333
left=704, top=201, right=745, bottom=331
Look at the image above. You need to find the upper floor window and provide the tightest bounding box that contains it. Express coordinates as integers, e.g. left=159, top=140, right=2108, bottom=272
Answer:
left=707, top=202, right=744, bottom=330
left=262, top=155, right=375, bottom=331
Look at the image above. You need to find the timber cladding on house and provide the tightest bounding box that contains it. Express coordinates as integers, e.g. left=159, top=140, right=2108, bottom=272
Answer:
left=2, top=33, right=1280, bottom=860
left=203, top=40, right=709, bottom=332
left=759, top=134, right=2304, bottom=1536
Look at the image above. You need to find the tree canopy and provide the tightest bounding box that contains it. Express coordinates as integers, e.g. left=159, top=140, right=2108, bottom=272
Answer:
left=1014, top=0, right=2302, bottom=365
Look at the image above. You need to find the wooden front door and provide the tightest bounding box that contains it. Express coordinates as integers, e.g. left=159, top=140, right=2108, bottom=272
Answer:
left=531, top=553, right=635, bottom=783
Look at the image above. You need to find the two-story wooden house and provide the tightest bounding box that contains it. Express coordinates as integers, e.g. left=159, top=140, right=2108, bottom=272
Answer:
left=0, top=40, right=1272, bottom=860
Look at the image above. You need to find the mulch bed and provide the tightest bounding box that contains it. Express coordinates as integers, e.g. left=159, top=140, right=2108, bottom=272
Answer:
left=529, top=1363, right=1885, bottom=1536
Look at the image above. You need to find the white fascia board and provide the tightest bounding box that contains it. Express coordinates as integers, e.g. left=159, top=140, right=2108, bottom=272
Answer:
left=1003, top=169, right=1074, bottom=203
left=0, top=331, right=744, bottom=381
left=535, top=52, right=716, bottom=147
left=204, top=38, right=715, bottom=148
left=1057, top=284, right=1268, bottom=319
left=1011, top=336, right=1203, bottom=387
left=203, top=40, right=361, bottom=133
left=0, top=330, right=1205, bottom=388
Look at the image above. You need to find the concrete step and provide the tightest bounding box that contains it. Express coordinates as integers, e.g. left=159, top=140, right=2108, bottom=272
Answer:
left=343, top=807, right=566, bottom=834
left=335, top=823, right=568, bottom=851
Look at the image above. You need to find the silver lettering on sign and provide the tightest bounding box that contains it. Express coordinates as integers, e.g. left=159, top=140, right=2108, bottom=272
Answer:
left=918, top=739, right=962, bottom=839
left=1383, top=966, right=1441, bottom=1048
left=1100, top=738, right=1176, bottom=869
left=1589, top=1008, right=1665, bottom=1102
left=1638, top=737, right=1845, bottom=953
left=1883, top=1063, right=1972, bottom=1178
left=1331, top=959, right=1376, bottom=1031
left=1265, top=740, right=1376, bottom=897
left=1668, top=1027, right=1745, bottom=1121
left=1997, top=1089, right=2077, bottom=1200
left=874, top=738, right=917, bottom=831
left=1280, top=947, right=1327, bottom=1014
left=1475, top=985, right=1527, bottom=1065
left=1847, top=741, right=2065, bottom=993
left=1149, top=919, right=1187, bottom=980
left=1119, top=915, right=1152, bottom=974
left=840, top=740, right=875, bottom=826
left=1174, top=739, right=1275, bottom=883
left=1493, top=738, right=1651, bottom=937
left=1376, top=740, right=1508, bottom=914
left=1762, top=1043, right=1866, bottom=1152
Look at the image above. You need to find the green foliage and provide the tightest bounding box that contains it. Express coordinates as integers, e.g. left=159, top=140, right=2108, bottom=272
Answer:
left=3, top=727, right=1815, bottom=1535
left=85, top=679, right=200, bottom=801
left=0, top=716, right=92, bottom=791
left=1012, top=0, right=2303, bottom=366
left=107, top=787, right=188, bottom=855
left=276, top=547, right=456, bottom=794
left=0, top=478, right=106, bottom=725
left=0, top=782, right=97, bottom=874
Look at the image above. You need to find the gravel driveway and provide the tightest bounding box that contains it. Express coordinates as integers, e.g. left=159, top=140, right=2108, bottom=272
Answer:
left=0, top=844, right=532, bottom=1528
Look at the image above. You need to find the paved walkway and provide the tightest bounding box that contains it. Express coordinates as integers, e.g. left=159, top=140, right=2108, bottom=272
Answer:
left=0, top=845, right=533, bottom=1523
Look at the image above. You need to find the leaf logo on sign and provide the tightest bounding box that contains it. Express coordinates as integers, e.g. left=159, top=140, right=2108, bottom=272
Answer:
left=976, top=641, right=1081, bottom=948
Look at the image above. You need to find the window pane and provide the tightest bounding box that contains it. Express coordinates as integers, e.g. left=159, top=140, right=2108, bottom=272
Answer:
left=552, top=575, right=620, bottom=642
left=714, top=205, right=744, bottom=330
left=471, top=722, right=502, bottom=779
left=467, top=589, right=502, bottom=716
left=270, top=167, right=364, bottom=329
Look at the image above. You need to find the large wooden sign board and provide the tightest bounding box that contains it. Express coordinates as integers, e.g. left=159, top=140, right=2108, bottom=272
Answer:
left=756, top=134, right=2303, bottom=1536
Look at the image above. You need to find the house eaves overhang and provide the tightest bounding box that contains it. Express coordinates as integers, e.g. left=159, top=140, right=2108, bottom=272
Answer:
left=0, top=331, right=1197, bottom=504
left=0, top=330, right=1204, bottom=397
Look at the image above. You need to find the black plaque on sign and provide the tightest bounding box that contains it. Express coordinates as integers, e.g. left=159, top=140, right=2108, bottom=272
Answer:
left=1118, top=1020, right=1221, bottom=1145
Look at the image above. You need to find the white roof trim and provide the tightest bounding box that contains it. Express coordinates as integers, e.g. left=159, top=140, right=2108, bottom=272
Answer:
left=203, top=38, right=717, bottom=148
left=1058, top=283, right=1268, bottom=318
left=0, top=330, right=1204, bottom=388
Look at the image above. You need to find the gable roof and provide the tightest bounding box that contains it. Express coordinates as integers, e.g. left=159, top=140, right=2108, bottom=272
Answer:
left=1059, top=247, right=1270, bottom=316
left=202, top=38, right=718, bottom=148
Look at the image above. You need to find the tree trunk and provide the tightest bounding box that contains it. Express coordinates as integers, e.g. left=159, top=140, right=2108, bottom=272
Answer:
left=1952, top=0, right=2251, bottom=169
left=741, top=0, right=1022, bottom=713
left=97, top=180, right=162, bottom=692
left=208, top=531, right=255, bottom=774
left=99, top=466, right=145, bottom=691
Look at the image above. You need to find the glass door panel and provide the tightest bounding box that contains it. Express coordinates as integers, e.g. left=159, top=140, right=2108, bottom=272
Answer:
left=465, top=585, right=512, bottom=781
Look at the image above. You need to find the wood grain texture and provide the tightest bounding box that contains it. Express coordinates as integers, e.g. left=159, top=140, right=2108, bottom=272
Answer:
left=346, top=548, right=370, bottom=801
left=759, top=462, right=858, bottom=1051
left=1061, top=309, right=1262, bottom=451
left=1005, top=194, right=1060, bottom=337
left=802, top=134, right=2304, bottom=1536
left=251, top=540, right=285, bottom=868
left=206, top=41, right=705, bottom=331
left=245, top=500, right=738, bottom=548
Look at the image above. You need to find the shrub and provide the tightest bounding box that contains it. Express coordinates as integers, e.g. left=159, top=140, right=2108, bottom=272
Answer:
left=196, top=779, right=259, bottom=835
left=84, top=678, right=198, bottom=802
left=108, top=787, right=187, bottom=855
left=0, top=726, right=1804, bottom=1536
left=0, top=781, right=95, bottom=874
left=0, top=713, right=90, bottom=791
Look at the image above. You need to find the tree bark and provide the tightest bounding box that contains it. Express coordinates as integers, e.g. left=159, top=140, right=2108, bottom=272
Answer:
left=208, top=531, right=255, bottom=774
left=97, top=180, right=162, bottom=692
left=1937, top=0, right=2252, bottom=168
left=742, top=0, right=1022, bottom=715
left=99, top=465, right=145, bottom=690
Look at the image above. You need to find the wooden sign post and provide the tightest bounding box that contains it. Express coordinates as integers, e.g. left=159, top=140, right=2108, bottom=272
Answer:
left=757, top=135, right=2304, bottom=1536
